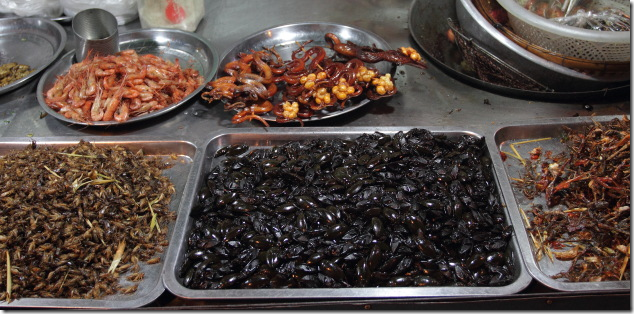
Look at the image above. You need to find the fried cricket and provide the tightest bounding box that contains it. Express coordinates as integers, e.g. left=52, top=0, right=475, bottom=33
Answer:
left=0, top=141, right=176, bottom=302
left=515, top=116, right=630, bottom=282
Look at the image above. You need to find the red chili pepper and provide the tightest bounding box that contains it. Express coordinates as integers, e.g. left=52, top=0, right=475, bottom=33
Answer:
left=165, top=0, right=186, bottom=24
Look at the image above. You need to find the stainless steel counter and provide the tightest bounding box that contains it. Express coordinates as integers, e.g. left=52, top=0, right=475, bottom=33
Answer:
left=0, top=0, right=629, bottom=310
left=0, top=0, right=629, bottom=145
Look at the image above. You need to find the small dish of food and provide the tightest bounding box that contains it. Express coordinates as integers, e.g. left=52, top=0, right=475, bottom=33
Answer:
left=202, top=22, right=426, bottom=126
left=0, top=17, right=66, bottom=96
left=36, top=28, right=218, bottom=126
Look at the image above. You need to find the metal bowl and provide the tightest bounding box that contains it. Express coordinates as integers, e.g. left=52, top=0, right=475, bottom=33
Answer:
left=0, top=17, right=66, bottom=95
left=408, top=0, right=630, bottom=100
left=36, top=28, right=219, bottom=127
left=216, top=22, right=395, bottom=123
left=454, top=0, right=629, bottom=91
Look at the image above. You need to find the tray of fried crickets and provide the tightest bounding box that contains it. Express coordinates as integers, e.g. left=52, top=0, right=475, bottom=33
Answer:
left=487, top=114, right=630, bottom=292
left=0, top=137, right=197, bottom=308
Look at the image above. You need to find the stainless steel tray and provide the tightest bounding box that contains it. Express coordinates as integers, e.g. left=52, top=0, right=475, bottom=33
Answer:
left=162, top=127, right=532, bottom=300
left=0, top=138, right=197, bottom=309
left=36, top=28, right=219, bottom=127
left=0, top=17, right=66, bottom=95
left=216, top=22, right=395, bottom=123
left=488, top=115, right=630, bottom=292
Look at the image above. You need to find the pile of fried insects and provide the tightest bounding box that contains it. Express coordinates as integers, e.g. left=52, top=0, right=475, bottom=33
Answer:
left=0, top=62, right=33, bottom=87
left=0, top=140, right=176, bottom=302
left=511, top=116, right=630, bottom=282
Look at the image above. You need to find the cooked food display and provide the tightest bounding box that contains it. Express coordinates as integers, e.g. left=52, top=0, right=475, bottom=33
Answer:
left=201, top=33, right=426, bottom=126
left=0, top=141, right=176, bottom=302
left=43, top=49, right=204, bottom=123
left=180, top=129, right=516, bottom=289
left=511, top=116, right=630, bottom=282
left=0, top=62, right=33, bottom=87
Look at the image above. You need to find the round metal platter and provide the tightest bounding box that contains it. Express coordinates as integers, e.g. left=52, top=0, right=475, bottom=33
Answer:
left=408, top=0, right=630, bottom=101
left=36, top=28, right=219, bottom=127
left=0, top=12, right=72, bottom=23
left=217, top=22, right=394, bottom=123
left=50, top=15, right=73, bottom=23
left=0, top=17, right=66, bottom=95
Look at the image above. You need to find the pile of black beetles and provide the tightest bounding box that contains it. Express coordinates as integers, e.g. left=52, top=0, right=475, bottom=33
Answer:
left=180, top=128, right=515, bottom=289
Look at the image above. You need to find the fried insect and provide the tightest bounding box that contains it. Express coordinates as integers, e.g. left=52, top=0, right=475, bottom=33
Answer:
left=324, top=33, right=427, bottom=69
left=0, top=141, right=176, bottom=302
left=201, top=33, right=426, bottom=126
left=181, top=129, right=516, bottom=289
left=515, top=116, right=630, bottom=282
left=0, top=62, right=33, bottom=87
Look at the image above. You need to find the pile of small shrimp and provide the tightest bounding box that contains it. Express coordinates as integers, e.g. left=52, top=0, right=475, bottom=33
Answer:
left=44, top=49, right=203, bottom=123
left=201, top=33, right=426, bottom=126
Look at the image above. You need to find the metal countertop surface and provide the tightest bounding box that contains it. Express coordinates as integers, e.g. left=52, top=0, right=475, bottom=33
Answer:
left=0, top=0, right=629, bottom=145
left=0, top=0, right=630, bottom=310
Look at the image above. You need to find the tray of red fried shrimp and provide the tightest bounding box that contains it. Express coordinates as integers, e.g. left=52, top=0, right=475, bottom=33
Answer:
left=37, top=28, right=218, bottom=126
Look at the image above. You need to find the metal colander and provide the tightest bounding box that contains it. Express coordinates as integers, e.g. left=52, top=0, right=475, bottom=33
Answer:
left=473, top=0, right=630, bottom=80
left=497, top=0, right=630, bottom=62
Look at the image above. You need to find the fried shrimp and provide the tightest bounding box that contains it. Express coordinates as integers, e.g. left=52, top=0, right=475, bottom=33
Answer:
left=44, top=49, right=204, bottom=123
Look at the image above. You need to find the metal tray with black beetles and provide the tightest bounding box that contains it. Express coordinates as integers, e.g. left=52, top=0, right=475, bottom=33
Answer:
left=162, top=126, right=532, bottom=300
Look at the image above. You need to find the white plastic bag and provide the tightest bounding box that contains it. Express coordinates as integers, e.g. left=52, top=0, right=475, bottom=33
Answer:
left=60, top=0, right=138, bottom=25
left=0, top=0, right=10, bottom=13
left=0, top=0, right=63, bottom=17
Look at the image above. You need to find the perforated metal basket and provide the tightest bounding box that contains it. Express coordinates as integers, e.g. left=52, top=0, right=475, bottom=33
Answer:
left=497, top=0, right=630, bottom=62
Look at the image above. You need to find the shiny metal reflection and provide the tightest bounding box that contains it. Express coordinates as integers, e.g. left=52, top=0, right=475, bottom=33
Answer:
left=72, top=8, right=119, bottom=62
